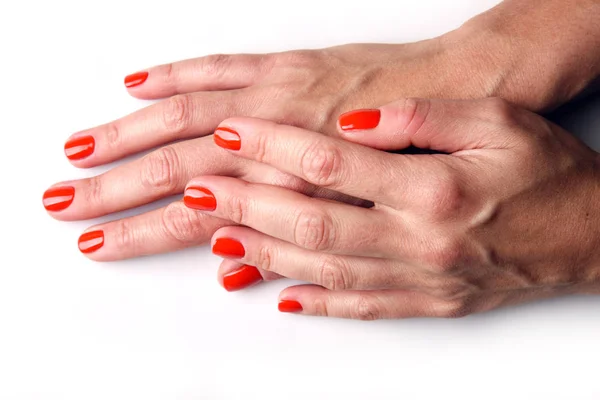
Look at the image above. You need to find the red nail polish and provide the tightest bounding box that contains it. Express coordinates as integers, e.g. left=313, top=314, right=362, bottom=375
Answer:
left=43, top=186, right=75, bottom=212
left=78, top=230, right=104, bottom=254
left=212, top=238, right=245, bottom=258
left=214, top=127, right=241, bottom=151
left=339, top=109, right=381, bottom=131
left=124, top=71, right=148, bottom=88
left=278, top=300, right=303, bottom=313
left=64, top=136, right=95, bottom=160
left=184, top=187, right=216, bottom=211
left=223, top=265, right=263, bottom=292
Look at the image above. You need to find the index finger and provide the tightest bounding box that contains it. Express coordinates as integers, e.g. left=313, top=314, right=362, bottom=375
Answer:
left=211, top=118, right=445, bottom=207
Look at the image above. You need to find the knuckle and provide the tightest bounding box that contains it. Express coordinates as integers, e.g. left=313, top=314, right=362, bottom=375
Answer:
left=86, top=176, right=103, bottom=206
left=316, top=256, right=350, bottom=291
left=429, top=236, right=464, bottom=274
left=162, top=94, right=193, bottom=135
left=255, top=245, right=275, bottom=272
left=293, top=209, right=336, bottom=252
left=253, top=128, right=269, bottom=164
left=140, top=146, right=181, bottom=191
left=353, top=295, right=383, bottom=321
left=311, top=298, right=329, bottom=317
left=199, top=54, right=231, bottom=78
left=112, top=218, right=137, bottom=252
left=397, top=97, right=431, bottom=136
left=161, top=202, right=204, bottom=245
left=300, top=140, right=342, bottom=186
left=103, top=122, right=121, bottom=148
left=424, top=171, right=464, bottom=220
left=227, top=195, right=250, bottom=226
left=163, top=62, right=175, bottom=82
left=434, top=298, right=473, bottom=319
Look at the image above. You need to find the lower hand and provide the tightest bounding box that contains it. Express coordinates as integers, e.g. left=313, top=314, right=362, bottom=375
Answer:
left=43, top=32, right=499, bottom=259
left=183, top=98, right=600, bottom=319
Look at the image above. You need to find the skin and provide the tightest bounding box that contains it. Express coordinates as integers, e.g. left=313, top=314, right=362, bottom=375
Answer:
left=43, top=0, right=600, bottom=316
left=189, top=97, right=600, bottom=319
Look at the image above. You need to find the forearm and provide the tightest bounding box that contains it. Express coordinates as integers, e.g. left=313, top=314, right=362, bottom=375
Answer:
left=445, top=0, right=600, bottom=112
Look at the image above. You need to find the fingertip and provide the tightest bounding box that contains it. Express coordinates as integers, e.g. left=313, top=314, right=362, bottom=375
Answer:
left=78, top=229, right=105, bottom=256
left=222, top=264, right=264, bottom=292
left=124, top=71, right=149, bottom=89
left=278, top=299, right=303, bottom=313
left=337, top=109, right=381, bottom=132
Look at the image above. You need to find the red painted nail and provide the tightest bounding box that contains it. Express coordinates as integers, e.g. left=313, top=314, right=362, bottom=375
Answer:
left=64, top=136, right=95, bottom=160
left=183, top=186, right=216, bottom=211
left=124, top=71, right=148, bottom=88
left=78, top=230, right=104, bottom=254
left=212, top=238, right=245, bottom=258
left=223, top=265, right=263, bottom=292
left=43, top=186, right=75, bottom=212
left=214, top=127, right=241, bottom=151
left=278, top=300, right=303, bottom=313
left=339, top=109, right=381, bottom=131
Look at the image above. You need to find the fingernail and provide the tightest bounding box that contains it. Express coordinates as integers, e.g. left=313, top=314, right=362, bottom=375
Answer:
left=223, top=265, right=263, bottom=292
left=78, top=230, right=104, bottom=254
left=43, top=186, right=75, bottom=212
left=278, top=300, right=303, bottom=313
left=214, top=127, right=241, bottom=151
left=339, top=109, right=381, bottom=131
left=212, top=238, right=245, bottom=258
left=183, top=186, right=217, bottom=211
left=124, top=71, right=148, bottom=88
left=64, top=136, right=95, bottom=160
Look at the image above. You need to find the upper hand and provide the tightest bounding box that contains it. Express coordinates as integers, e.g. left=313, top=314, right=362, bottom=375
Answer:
left=183, top=97, right=600, bottom=319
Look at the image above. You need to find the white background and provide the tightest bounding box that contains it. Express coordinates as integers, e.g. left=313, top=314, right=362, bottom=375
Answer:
left=1, top=0, right=599, bottom=398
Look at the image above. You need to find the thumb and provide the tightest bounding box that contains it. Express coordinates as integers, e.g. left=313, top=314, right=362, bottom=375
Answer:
left=337, top=97, right=511, bottom=153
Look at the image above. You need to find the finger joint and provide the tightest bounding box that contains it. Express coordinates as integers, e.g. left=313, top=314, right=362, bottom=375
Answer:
left=293, top=209, right=336, bottom=252
left=140, top=146, right=181, bottom=192
left=299, top=140, right=342, bottom=187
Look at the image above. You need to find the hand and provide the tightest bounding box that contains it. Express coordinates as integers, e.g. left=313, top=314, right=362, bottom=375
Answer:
left=183, top=98, right=600, bottom=319
left=43, top=0, right=600, bottom=261
left=42, top=31, right=498, bottom=260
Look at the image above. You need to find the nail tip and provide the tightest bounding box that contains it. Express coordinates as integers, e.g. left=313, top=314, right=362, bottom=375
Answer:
left=124, top=71, right=149, bottom=88
left=183, top=187, right=217, bottom=211
left=43, top=186, right=75, bottom=212
left=78, top=230, right=105, bottom=254
left=338, top=109, right=381, bottom=131
left=278, top=300, right=303, bottom=313
left=222, top=265, right=263, bottom=291
left=64, top=136, right=95, bottom=160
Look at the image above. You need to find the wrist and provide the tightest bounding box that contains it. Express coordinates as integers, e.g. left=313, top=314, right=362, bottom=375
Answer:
left=442, top=0, right=600, bottom=112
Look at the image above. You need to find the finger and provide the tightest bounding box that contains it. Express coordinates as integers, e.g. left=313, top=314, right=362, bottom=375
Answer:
left=337, top=97, right=517, bottom=152
left=212, top=119, right=447, bottom=207
left=65, top=90, right=249, bottom=168
left=76, top=201, right=230, bottom=261
left=276, top=286, right=461, bottom=320
left=45, top=137, right=243, bottom=221
left=185, top=176, right=399, bottom=257
left=45, top=136, right=366, bottom=222
left=124, top=53, right=272, bottom=99
left=218, top=259, right=282, bottom=292
left=209, top=226, right=431, bottom=291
